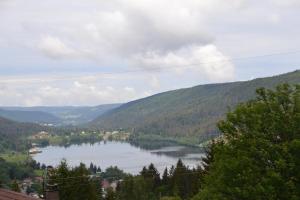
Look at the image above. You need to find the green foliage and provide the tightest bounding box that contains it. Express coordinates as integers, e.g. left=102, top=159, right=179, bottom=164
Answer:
left=106, top=187, right=117, bottom=200
left=10, top=179, right=20, bottom=192
left=161, top=197, right=182, bottom=200
left=26, top=182, right=43, bottom=195
left=101, top=166, right=127, bottom=182
left=0, top=157, right=36, bottom=184
left=48, top=160, right=103, bottom=200
left=92, top=70, right=300, bottom=144
left=195, top=84, right=300, bottom=200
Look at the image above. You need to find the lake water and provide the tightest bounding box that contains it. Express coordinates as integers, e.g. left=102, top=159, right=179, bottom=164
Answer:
left=32, top=141, right=204, bottom=174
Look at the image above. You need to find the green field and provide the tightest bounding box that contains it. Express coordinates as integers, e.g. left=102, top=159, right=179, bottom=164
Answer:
left=0, top=152, right=29, bottom=163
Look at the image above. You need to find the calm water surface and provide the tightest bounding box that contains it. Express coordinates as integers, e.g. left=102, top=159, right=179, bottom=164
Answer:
left=32, top=141, right=204, bottom=174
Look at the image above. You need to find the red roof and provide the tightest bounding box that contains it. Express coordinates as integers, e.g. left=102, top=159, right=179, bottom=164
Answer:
left=0, top=189, right=40, bottom=200
left=101, top=180, right=110, bottom=189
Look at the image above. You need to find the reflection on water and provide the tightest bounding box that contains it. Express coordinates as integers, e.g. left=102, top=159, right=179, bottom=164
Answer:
left=32, top=141, right=204, bottom=174
left=150, top=146, right=204, bottom=159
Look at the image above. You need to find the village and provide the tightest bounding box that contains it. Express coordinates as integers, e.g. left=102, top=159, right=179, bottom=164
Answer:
left=28, top=130, right=131, bottom=153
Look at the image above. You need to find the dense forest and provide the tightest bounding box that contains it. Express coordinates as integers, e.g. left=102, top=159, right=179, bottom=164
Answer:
left=43, top=84, right=300, bottom=200
left=91, top=70, right=300, bottom=145
left=0, top=117, right=45, bottom=152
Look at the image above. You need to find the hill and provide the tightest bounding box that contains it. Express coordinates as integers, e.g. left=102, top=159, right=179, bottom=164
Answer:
left=0, top=109, right=61, bottom=125
left=90, top=70, right=300, bottom=144
left=0, top=117, right=45, bottom=152
left=1, top=104, right=121, bottom=125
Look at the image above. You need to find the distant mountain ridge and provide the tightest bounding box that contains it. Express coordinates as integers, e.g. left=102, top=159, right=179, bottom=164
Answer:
left=0, top=109, right=60, bottom=124
left=90, top=70, right=300, bottom=144
left=1, top=104, right=121, bottom=125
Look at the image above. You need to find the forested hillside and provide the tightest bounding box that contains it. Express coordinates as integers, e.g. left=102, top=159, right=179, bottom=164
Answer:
left=0, top=117, right=45, bottom=152
left=91, top=70, right=300, bottom=144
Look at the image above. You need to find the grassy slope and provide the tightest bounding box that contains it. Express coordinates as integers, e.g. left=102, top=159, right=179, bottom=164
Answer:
left=91, top=70, right=300, bottom=144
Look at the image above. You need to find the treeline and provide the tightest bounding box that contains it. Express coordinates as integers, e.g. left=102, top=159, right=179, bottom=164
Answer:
left=46, top=159, right=205, bottom=200
left=114, top=160, right=204, bottom=200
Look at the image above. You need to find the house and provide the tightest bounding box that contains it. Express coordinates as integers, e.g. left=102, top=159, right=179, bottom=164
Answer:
left=101, top=180, right=120, bottom=192
left=0, top=188, right=41, bottom=200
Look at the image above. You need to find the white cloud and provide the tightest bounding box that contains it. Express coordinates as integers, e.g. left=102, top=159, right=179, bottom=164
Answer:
left=130, top=44, right=235, bottom=82
left=0, top=0, right=299, bottom=106
left=38, top=36, right=77, bottom=59
left=270, top=0, right=300, bottom=7
left=149, top=75, right=160, bottom=89
left=268, top=13, right=281, bottom=24
left=0, top=78, right=148, bottom=106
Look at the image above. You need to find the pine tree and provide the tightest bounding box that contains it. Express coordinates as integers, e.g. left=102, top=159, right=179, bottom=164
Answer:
left=201, top=139, right=217, bottom=175
left=162, top=167, right=169, bottom=185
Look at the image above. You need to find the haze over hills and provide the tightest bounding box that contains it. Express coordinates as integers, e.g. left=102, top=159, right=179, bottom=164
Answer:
left=90, top=70, right=300, bottom=144
left=0, top=104, right=121, bottom=125
left=0, top=109, right=60, bottom=124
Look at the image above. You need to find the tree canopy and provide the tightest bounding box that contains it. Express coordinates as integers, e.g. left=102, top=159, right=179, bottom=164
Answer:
left=194, top=84, right=300, bottom=200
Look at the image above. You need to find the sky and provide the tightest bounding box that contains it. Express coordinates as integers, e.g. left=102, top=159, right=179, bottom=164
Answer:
left=0, top=0, right=300, bottom=106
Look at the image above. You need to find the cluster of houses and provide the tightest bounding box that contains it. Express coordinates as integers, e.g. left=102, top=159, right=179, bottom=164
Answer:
left=29, top=131, right=50, bottom=140
left=101, top=130, right=130, bottom=141
left=1, top=177, right=122, bottom=200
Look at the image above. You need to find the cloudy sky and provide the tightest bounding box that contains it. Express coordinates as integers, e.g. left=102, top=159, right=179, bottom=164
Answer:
left=0, top=0, right=300, bottom=106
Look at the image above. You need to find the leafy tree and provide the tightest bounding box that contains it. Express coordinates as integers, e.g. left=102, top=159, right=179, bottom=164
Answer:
left=194, top=84, right=300, bottom=200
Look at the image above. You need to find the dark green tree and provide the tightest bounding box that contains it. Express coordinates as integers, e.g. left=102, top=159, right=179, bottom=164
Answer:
left=10, top=179, right=20, bottom=192
left=105, top=188, right=116, bottom=200
left=48, top=160, right=101, bottom=200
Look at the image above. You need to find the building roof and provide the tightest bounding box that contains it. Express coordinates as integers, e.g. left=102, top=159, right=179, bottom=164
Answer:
left=0, top=189, right=40, bottom=200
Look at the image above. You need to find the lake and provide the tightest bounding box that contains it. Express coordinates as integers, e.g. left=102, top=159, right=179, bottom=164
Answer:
left=32, top=141, right=204, bottom=174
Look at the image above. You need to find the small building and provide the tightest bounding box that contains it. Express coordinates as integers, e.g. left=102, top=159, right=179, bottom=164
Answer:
left=29, top=148, right=42, bottom=154
left=101, top=180, right=110, bottom=190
